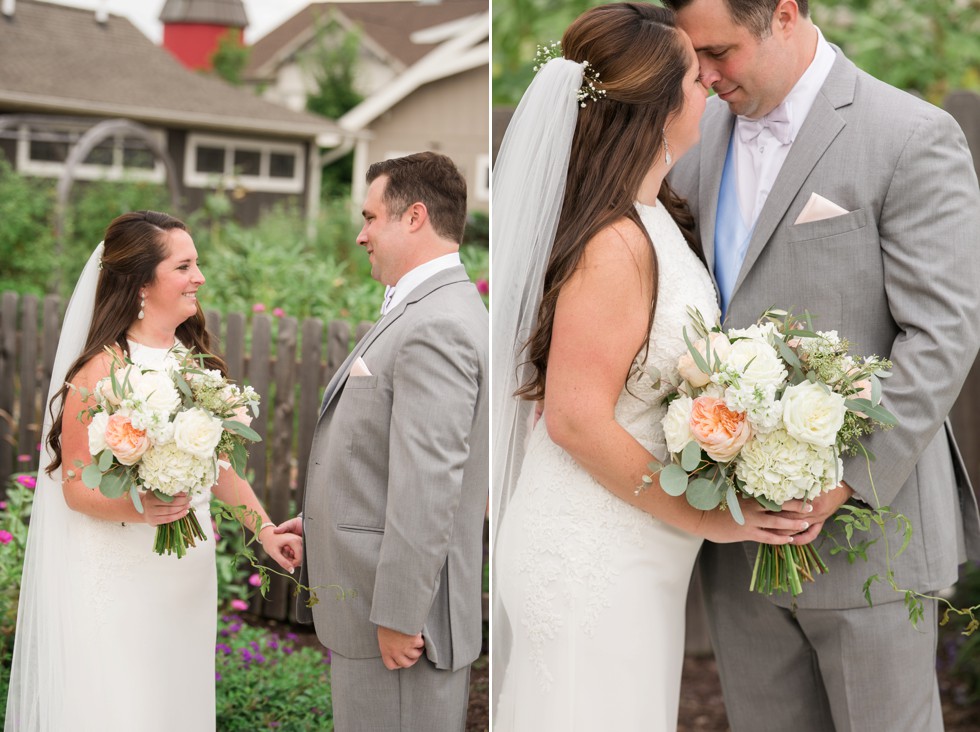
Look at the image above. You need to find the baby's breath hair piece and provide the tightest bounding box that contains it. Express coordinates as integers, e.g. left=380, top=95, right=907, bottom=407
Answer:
left=532, top=41, right=607, bottom=108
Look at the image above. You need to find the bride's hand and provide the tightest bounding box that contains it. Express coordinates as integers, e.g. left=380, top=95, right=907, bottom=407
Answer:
left=699, top=498, right=810, bottom=545
left=140, top=491, right=191, bottom=526
left=260, top=528, right=303, bottom=574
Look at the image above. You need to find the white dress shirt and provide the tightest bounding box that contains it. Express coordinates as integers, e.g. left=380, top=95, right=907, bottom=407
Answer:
left=734, top=27, right=837, bottom=227
left=380, top=252, right=462, bottom=316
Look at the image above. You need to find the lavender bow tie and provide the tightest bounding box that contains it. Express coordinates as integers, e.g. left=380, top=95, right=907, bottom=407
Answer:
left=737, top=104, right=794, bottom=146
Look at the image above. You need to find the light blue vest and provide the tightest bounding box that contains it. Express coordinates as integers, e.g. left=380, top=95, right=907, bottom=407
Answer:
left=713, top=132, right=754, bottom=318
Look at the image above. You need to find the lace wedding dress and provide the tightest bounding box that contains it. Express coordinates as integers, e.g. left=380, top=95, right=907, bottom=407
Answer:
left=52, top=342, right=216, bottom=731
left=494, top=202, right=718, bottom=731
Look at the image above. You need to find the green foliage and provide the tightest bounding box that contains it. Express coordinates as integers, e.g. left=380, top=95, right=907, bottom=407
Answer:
left=0, top=474, right=36, bottom=713
left=210, top=29, right=251, bottom=86
left=816, top=1, right=980, bottom=103
left=302, top=11, right=364, bottom=121
left=492, top=0, right=980, bottom=106
left=215, top=616, right=333, bottom=731
left=0, top=157, right=56, bottom=297
left=950, top=562, right=980, bottom=703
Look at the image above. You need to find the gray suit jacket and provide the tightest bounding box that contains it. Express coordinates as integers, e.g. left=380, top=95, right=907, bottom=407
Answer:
left=298, top=265, right=489, bottom=670
left=670, top=49, right=980, bottom=608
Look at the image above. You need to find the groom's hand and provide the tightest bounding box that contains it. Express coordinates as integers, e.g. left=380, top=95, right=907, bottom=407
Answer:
left=377, top=626, right=425, bottom=670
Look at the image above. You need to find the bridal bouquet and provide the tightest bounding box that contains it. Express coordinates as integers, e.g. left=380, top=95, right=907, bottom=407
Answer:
left=75, top=345, right=261, bottom=557
left=655, top=308, right=896, bottom=596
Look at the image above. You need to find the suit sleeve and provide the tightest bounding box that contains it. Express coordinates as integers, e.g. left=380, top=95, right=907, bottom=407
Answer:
left=369, top=314, right=481, bottom=634
left=843, top=108, right=980, bottom=506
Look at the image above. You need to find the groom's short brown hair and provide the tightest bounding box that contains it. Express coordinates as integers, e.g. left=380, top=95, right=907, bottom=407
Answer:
left=366, top=152, right=468, bottom=244
left=662, top=0, right=809, bottom=38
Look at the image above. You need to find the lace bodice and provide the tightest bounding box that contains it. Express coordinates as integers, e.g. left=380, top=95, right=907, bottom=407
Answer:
left=615, top=201, right=720, bottom=460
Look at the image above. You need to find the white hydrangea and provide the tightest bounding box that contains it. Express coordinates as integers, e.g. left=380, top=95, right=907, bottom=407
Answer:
left=137, top=442, right=215, bottom=496
left=736, top=428, right=841, bottom=504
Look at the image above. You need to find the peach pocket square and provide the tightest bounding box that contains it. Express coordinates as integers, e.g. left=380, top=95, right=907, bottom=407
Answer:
left=350, top=357, right=372, bottom=377
left=794, top=192, right=849, bottom=225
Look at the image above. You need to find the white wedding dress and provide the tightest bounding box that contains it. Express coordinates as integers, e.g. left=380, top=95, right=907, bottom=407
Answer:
left=55, top=342, right=216, bottom=732
left=494, top=202, right=718, bottom=731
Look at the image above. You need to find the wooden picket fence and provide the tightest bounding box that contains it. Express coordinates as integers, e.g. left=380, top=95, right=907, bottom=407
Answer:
left=0, top=290, right=371, bottom=623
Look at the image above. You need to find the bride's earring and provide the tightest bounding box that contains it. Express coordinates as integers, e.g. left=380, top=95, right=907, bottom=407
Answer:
left=138, top=291, right=146, bottom=320
left=663, top=127, right=672, bottom=166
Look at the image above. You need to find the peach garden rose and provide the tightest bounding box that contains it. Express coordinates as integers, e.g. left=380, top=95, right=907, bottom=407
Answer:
left=688, top=395, right=752, bottom=462
left=103, top=413, right=150, bottom=465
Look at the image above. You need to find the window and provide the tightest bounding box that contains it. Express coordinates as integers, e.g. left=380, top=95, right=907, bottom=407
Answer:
left=184, top=134, right=305, bottom=194
left=16, top=123, right=166, bottom=183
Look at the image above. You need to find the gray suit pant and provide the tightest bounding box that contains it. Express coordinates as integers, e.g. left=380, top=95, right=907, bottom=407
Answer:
left=700, top=543, right=942, bottom=732
left=330, top=652, right=470, bottom=732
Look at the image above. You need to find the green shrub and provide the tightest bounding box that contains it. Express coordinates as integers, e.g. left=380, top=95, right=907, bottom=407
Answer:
left=949, top=562, right=980, bottom=703
left=215, top=615, right=333, bottom=731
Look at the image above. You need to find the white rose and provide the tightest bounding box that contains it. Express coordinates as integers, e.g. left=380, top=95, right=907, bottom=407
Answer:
left=173, top=408, right=224, bottom=460
left=781, top=381, right=847, bottom=448
left=87, top=411, right=110, bottom=455
left=138, top=442, right=214, bottom=496
left=724, top=338, right=787, bottom=393
left=132, top=370, right=181, bottom=416
left=662, top=396, right=695, bottom=454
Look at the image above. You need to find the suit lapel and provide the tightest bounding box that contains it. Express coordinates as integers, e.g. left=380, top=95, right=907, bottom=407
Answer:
left=729, top=51, right=857, bottom=301
left=698, top=100, right=736, bottom=275
left=316, top=265, right=472, bottom=420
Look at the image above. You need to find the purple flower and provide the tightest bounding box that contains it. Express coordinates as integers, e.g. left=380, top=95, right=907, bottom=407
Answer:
left=16, top=475, right=36, bottom=490
left=215, top=672, right=222, bottom=681
left=252, top=303, right=266, bottom=313
left=241, top=648, right=253, bottom=662
left=286, top=632, right=298, bottom=641
left=267, top=639, right=279, bottom=650
left=476, top=279, right=489, bottom=296
left=230, top=599, right=249, bottom=612
left=283, top=647, right=294, bottom=656
left=0, top=530, right=13, bottom=545
left=249, top=641, right=260, bottom=652
left=253, top=653, right=266, bottom=664
left=248, top=573, right=262, bottom=587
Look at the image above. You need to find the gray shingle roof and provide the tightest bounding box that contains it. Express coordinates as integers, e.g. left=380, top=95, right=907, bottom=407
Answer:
left=0, top=0, right=340, bottom=140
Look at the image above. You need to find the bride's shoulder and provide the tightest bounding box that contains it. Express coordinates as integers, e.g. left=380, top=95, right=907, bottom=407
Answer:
left=73, top=345, right=123, bottom=385
left=581, top=216, right=654, bottom=272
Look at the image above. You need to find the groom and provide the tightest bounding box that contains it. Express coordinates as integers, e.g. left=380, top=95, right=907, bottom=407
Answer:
left=665, top=0, right=980, bottom=729
left=277, top=152, right=489, bottom=730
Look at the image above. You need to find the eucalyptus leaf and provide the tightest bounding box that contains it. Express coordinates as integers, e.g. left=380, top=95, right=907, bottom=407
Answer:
left=223, top=419, right=261, bottom=442
left=680, top=441, right=702, bottom=472
left=683, top=327, right=710, bottom=375
left=686, top=477, right=723, bottom=510
left=81, top=463, right=103, bottom=489
left=754, top=495, right=783, bottom=512
left=229, top=441, right=248, bottom=477
left=870, top=375, right=882, bottom=407
left=99, top=469, right=130, bottom=498
left=726, top=485, right=745, bottom=525
left=97, top=448, right=114, bottom=472
left=774, top=336, right=804, bottom=373
left=153, top=490, right=175, bottom=503
left=845, top=399, right=897, bottom=426
left=176, top=374, right=194, bottom=399
left=129, top=484, right=143, bottom=513
left=659, top=464, right=690, bottom=496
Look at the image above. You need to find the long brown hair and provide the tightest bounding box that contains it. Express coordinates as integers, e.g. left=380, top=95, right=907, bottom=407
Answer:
left=46, top=210, right=227, bottom=474
left=517, top=3, right=702, bottom=401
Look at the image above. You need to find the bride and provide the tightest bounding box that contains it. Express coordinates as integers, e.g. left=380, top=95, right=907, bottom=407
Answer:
left=5, top=211, right=302, bottom=731
left=491, top=4, right=810, bottom=729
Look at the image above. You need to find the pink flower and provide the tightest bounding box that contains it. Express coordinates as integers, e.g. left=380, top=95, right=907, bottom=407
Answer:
left=248, top=573, right=262, bottom=587
left=0, top=530, right=12, bottom=545
left=476, top=279, right=489, bottom=296
left=17, top=454, right=30, bottom=463
left=689, top=396, right=752, bottom=462
left=0, top=501, right=7, bottom=510
left=252, top=303, right=266, bottom=313
left=16, top=475, right=36, bottom=490
left=103, top=414, right=149, bottom=465
left=272, top=307, right=285, bottom=318
left=230, top=599, right=249, bottom=611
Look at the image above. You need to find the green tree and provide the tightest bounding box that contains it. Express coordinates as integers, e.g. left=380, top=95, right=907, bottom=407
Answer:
left=211, top=29, right=251, bottom=86
left=301, top=10, right=365, bottom=197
